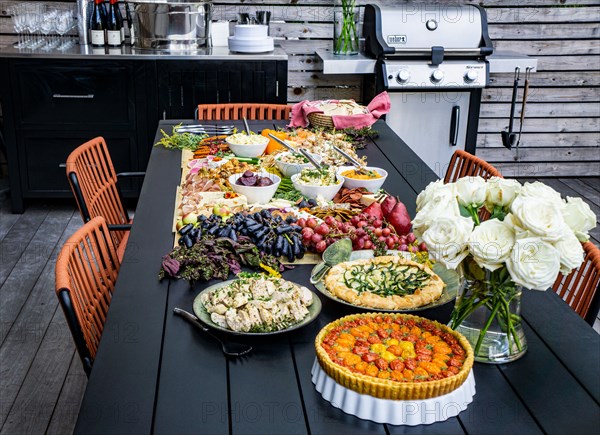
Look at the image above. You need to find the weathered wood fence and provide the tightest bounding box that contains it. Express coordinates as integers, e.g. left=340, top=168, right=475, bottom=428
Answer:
left=1, top=0, right=598, bottom=176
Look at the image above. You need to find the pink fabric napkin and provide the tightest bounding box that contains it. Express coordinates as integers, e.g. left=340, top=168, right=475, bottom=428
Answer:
left=289, top=91, right=391, bottom=129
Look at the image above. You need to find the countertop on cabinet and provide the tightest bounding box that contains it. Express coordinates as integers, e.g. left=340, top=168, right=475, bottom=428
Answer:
left=316, top=48, right=537, bottom=74
left=0, top=44, right=288, bottom=61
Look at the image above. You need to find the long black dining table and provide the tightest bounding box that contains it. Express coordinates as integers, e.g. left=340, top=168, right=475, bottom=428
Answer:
left=75, top=120, right=600, bottom=434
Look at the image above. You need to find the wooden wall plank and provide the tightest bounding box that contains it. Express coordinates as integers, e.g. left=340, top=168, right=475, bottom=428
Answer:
left=287, top=87, right=361, bottom=103
left=288, top=54, right=322, bottom=72
left=278, top=39, right=331, bottom=54
left=534, top=55, right=600, bottom=72
left=478, top=146, right=600, bottom=162
left=489, top=72, right=600, bottom=87
left=482, top=87, right=600, bottom=103
left=493, top=40, right=600, bottom=56
left=477, top=132, right=600, bottom=148
left=480, top=102, right=600, bottom=118
left=487, top=7, right=600, bottom=23
left=492, top=162, right=600, bottom=177
left=489, top=23, right=599, bottom=39
left=479, top=117, right=600, bottom=133
left=288, top=71, right=363, bottom=87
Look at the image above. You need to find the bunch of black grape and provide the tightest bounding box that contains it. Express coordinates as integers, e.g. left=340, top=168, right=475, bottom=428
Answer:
left=178, top=210, right=306, bottom=262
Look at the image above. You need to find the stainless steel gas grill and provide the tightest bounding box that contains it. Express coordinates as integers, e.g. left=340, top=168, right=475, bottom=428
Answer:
left=363, top=3, right=493, bottom=175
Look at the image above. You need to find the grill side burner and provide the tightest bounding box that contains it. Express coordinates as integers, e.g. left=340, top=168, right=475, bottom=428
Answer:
left=363, top=4, right=493, bottom=176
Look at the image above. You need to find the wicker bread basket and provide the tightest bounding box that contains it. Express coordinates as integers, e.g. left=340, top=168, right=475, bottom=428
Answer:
left=307, top=112, right=335, bottom=129
left=315, top=313, right=474, bottom=400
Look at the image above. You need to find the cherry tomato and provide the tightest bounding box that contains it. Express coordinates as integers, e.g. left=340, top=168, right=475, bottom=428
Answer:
left=362, top=353, right=378, bottom=363
left=404, top=359, right=417, bottom=371
left=375, top=358, right=389, bottom=371
left=389, top=360, right=405, bottom=372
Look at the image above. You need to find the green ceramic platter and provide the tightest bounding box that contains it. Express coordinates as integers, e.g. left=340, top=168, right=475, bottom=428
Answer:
left=193, top=279, right=322, bottom=336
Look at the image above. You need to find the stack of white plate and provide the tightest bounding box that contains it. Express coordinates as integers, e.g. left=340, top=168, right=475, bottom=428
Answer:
left=228, top=25, right=274, bottom=53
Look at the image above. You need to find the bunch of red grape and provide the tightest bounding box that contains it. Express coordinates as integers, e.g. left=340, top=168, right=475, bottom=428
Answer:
left=295, top=213, right=427, bottom=254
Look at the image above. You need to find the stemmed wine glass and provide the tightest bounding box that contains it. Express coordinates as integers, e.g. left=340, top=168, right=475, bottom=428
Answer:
left=9, top=5, right=26, bottom=48
left=56, top=11, right=75, bottom=51
left=21, top=5, right=35, bottom=48
left=24, top=3, right=44, bottom=49
left=40, top=9, right=58, bottom=50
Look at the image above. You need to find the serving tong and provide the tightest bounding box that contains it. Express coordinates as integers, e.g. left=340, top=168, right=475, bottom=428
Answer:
left=298, top=148, right=322, bottom=170
left=174, top=124, right=235, bottom=135
left=333, top=145, right=367, bottom=174
left=267, top=133, right=323, bottom=170
left=242, top=117, right=251, bottom=135
left=268, top=133, right=299, bottom=154
left=174, top=307, right=253, bottom=358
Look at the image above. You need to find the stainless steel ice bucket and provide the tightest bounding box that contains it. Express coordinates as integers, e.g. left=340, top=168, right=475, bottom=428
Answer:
left=130, top=0, right=212, bottom=50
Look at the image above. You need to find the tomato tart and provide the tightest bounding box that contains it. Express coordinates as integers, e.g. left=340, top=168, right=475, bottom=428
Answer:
left=324, top=256, right=444, bottom=310
left=315, top=313, right=474, bottom=400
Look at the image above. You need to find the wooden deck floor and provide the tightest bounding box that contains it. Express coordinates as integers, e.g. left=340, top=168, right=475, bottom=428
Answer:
left=0, top=177, right=599, bottom=435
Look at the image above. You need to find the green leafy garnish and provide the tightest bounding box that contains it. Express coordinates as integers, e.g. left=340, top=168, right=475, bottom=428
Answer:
left=159, top=236, right=283, bottom=284
left=155, top=124, right=208, bottom=150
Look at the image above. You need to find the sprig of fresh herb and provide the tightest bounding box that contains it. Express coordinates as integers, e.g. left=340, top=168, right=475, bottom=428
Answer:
left=155, top=124, right=208, bottom=150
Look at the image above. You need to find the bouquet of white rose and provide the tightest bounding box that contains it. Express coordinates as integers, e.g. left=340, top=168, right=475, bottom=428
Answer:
left=413, top=177, right=596, bottom=362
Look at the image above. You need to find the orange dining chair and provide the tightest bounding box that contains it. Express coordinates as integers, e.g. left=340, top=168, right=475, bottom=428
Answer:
left=66, top=137, right=144, bottom=262
left=55, top=216, right=121, bottom=376
left=444, top=149, right=503, bottom=183
left=196, top=103, right=292, bottom=121
left=552, top=241, right=600, bottom=326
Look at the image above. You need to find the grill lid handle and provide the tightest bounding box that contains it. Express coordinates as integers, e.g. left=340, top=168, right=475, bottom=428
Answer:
left=431, top=46, right=444, bottom=66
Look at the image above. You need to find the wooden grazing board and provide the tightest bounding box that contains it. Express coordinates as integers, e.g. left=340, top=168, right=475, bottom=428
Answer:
left=172, top=149, right=321, bottom=264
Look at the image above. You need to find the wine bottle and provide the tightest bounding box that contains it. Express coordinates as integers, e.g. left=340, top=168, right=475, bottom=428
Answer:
left=107, top=0, right=123, bottom=46
left=90, top=0, right=108, bottom=46
left=116, top=0, right=126, bottom=44
left=125, top=1, right=134, bottom=45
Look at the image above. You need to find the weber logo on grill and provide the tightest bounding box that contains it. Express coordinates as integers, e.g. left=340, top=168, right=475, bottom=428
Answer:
left=387, top=35, right=407, bottom=44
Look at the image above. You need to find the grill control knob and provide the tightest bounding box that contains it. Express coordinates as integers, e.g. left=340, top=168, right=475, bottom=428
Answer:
left=464, top=70, right=479, bottom=83
left=396, top=70, right=410, bottom=83
left=430, top=69, right=444, bottom=83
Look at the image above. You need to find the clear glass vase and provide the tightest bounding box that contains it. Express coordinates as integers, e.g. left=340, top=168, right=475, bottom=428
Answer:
left=449, top=259, right=527, bottom=364
left=333, top=2, right=359, bottom=55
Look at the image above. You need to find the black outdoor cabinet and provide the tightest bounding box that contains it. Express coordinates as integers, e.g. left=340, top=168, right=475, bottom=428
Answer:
left=0, top=55, right=287, bottom=213
left=0, top=59, right=149, bottom=212
left=157, top=60, right=287, bottom=119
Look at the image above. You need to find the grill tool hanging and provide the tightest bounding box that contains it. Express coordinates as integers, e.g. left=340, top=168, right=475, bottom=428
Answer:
left=515, top=67, right=532, bottom=160
left=501, top=67, right=520, bottom=150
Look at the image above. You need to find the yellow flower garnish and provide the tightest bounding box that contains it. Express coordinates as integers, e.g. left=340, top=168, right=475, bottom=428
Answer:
left=259, top=263, right=281, bottom=278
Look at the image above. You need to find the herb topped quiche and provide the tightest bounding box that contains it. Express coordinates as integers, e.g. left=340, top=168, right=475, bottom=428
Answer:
left=324, top=256, right=444, bottom=310
left=316, top=313, right=474, bottom=400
